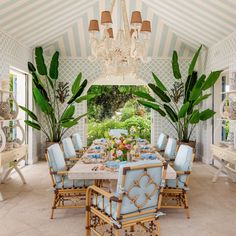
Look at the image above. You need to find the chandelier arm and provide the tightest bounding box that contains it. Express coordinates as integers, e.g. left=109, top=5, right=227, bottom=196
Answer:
left=121, top=0, right=130, bottom=41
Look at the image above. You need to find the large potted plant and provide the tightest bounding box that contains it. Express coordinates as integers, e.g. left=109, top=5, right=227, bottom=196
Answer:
left=20, top=47, right=95, bottom=146
left=134, top=45, right=222, bottom=149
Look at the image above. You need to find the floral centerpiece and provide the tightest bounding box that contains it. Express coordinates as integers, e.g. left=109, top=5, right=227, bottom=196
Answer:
left=108, top=135, right=136, bottom=161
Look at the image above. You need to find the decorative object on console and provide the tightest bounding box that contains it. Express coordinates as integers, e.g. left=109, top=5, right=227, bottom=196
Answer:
left=229, top=100, right=236, bottom=120
left=0, top=101, right=12, bottom=119
left=1, top=78, right=8, bottom=90
left=88, top=0, right=152, bottom=77
left=230, top=75, right=236, bottom=90
left=0, top=96, right=18, bottom=120
left=134, top=45, right=222, bottom=149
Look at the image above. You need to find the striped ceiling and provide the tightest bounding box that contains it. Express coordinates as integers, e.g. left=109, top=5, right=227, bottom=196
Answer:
left=0, top=0, right=236, bottom=58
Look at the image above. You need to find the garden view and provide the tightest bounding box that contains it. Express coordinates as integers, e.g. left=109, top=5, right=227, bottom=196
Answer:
left=87, top=85, right=151, bottom=145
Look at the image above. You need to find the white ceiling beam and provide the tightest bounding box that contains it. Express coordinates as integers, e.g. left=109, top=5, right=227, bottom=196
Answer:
left=19, top=1, right=97, bottom=45
left=163, top=0, right=230, bottom=37
left=143, top=0, right=214, bottom=46
left=9, top=0, right=90, bottom=37
left=0, top=0, right=49, bottom=25
left=0, top=0, right=32, bottom=15
left=146, top=0, right=222, bottom=44
left=25, top=6, right=92, bottom=47
left=192, top=0, right=236, bottom=27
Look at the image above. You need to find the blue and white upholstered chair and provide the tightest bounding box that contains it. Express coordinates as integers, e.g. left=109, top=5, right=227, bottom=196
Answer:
left=162, top=144, right=193, bottom=218
left=71, top=132, right=87, bottom=156
left=46, top=143, right=93, bottom=219
left=156, top=133, right=168, bottom=152
left=62, top=137, right=77, bottom=158
left=86, top=160, right=167, bottom=236
left=109, top=129, right=128, bottom=138
left=164, top=137, right=177, bottom=161
left=71, top=132, right=83, bottom=150
left=61, top=137, right=82, bottom=165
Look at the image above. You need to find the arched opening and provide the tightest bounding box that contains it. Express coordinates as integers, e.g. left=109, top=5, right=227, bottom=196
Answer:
left=84, top=75, right=154, bottom=146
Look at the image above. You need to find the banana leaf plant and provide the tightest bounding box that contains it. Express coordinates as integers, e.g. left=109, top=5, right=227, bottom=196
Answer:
left=20, top=47, right=96, bottom=142
left=134, top=45, right=222, bottom=143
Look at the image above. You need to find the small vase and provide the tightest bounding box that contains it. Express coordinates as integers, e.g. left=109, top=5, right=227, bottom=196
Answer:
left=0, top=102, right=12, bottom=119
left=127, top=152, right=132, bottom=162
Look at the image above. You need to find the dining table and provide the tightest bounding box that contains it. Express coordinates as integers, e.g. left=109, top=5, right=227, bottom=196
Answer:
left=68, top=138, right=176, bottom=190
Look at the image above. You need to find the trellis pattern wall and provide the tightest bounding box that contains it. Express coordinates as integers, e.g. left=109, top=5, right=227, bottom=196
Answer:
left=0, top=30, right=31, bottom=80
left=40, top=57, right=194, bottom=157
left=202, top=31, right=236, bottom=164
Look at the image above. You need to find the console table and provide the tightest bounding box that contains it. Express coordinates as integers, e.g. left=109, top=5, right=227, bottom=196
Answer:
left=0, top=145, right=28, bottom=201
left=211, top=144, right=236, bottom=182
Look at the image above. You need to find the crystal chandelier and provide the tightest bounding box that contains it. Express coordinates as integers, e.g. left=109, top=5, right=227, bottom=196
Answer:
left=88, top=0, right=152, bottom=77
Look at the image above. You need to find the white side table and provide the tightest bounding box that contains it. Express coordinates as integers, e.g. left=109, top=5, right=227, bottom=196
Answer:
left=211, top=144, right=236, bottom=182
left=0, top=145, right=28, bottom=201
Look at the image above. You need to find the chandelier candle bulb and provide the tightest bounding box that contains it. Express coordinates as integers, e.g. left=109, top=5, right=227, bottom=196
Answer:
left=88, top=20, right=99, bottom=32
left=107, top=28, right=114, bottom=38
left=101, top=11, right=112, bottom=26
left=130, top=28, right=135, bottom=36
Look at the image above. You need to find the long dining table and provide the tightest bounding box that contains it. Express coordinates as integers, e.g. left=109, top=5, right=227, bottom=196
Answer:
left=68, top=139, right=176, bottom=190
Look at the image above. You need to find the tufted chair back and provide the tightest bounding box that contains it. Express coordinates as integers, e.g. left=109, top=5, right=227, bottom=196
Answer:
left=164, top=138, right=177, bottom=160
left=62, top=137, right=76, bottom=158
left=174, top=144, right=193, bottom=185
left=115, top=160, right=166, bottom=218
left=156, top=133, right=168, bottom=150
left=72, top=133, right=83, bottom=150
left=109, top=129, right=128, bottom=138
left=47, top=143, right=67, bottom=183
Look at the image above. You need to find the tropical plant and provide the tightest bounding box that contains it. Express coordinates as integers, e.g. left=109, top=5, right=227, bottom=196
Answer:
left=20, top=47, right=95, bottom=142
left=134, top=45, right=222, bottom=143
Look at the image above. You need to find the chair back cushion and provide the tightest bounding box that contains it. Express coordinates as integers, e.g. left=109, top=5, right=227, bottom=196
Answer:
left=116, top=160, right=163, bottom=216
left=174, top=144, right=193, bottom=184
left=109, top=129, right=128, bottom=138
left=164, top=138, right=177, bottom=160
left=157, top=133, right=168, bottom=150
left=47, top=143, right=66, bottom=183
left=62, top=137, right=76, bottom=158
left=72, top=133, right=83, bottom=150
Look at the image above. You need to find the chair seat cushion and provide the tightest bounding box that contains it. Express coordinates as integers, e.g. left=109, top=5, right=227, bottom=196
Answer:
left=56, top=176, right=94, bottom=189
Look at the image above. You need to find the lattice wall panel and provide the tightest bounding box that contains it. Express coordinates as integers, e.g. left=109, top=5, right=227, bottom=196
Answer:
left=203, top=32, right=236, bottom=163
left=0, top=31, right=31, bottom=80
left=40, top=57, right=193, bottom=157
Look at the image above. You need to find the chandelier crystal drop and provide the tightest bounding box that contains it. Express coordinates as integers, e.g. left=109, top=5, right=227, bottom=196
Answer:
left=88, top=0, right=152, bottom=77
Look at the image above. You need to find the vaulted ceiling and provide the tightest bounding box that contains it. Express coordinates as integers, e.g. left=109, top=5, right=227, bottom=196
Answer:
left=0, top=0, right=236, bottom=58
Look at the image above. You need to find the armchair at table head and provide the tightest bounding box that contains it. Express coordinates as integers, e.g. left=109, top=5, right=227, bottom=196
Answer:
left=109, top=129, right=128, bottom=138
left=156, top=133, right=168, bottom=151
left=71, top=132, right=83, bottom=151
left=86, top=160, right=167, bottom=235
left=164, top=137, right=177, bottom=161
left=46, top=143, right=92, bottom=219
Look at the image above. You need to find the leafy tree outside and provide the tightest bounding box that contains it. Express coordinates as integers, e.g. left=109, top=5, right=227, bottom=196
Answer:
left=87, top=85, right=151, bottom=145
